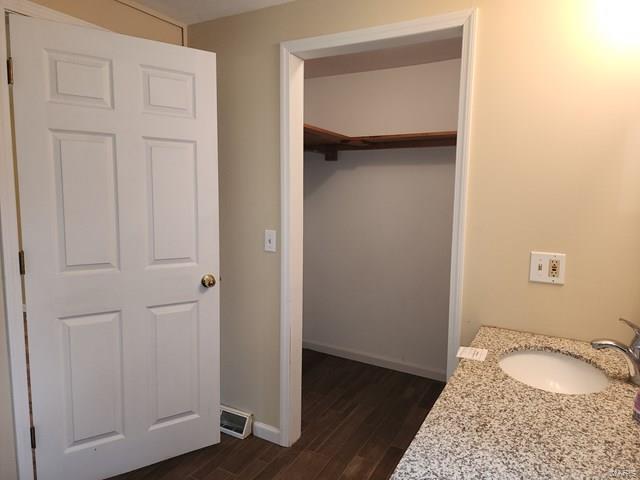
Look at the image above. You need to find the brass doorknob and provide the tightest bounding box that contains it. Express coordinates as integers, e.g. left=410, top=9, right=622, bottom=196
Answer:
left=201, top=274, right=216, bottom=288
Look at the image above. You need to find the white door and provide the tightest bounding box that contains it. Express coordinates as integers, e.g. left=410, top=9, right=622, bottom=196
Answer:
left=10, top=14, right=219, bottom=480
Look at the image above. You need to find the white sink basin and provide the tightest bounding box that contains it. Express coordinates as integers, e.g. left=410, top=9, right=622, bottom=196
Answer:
left=499, top=350, right=609, bottom=394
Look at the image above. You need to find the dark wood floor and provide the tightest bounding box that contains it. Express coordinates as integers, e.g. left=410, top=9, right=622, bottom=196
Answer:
left=111, top=350, right=445, bottom=480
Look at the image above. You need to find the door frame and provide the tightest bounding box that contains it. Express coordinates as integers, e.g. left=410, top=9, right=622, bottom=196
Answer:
left=0, top=2, right=101, bottom=478
left=279, top=9, right=477, bottom=447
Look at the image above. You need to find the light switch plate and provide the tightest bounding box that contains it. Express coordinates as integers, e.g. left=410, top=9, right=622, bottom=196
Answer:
left=264, top=229, right=277, bottom=253
left=529, top=251, right=566, bottom=285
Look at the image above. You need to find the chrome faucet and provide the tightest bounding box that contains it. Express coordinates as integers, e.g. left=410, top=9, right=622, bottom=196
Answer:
left=591, top=318, right=640, bottom=386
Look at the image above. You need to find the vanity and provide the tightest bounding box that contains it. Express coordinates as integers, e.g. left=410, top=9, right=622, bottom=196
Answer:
left=391, top=327, right=639, bottom=479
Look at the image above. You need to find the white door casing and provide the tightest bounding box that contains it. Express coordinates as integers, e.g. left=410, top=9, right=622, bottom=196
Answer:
left=10, top=14, right=219, bottom=480
left=279, top=10, right=476, bottom=446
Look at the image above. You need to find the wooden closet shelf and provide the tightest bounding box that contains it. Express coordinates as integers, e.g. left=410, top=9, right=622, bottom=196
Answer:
left=304, top=123, right=457, bottom=161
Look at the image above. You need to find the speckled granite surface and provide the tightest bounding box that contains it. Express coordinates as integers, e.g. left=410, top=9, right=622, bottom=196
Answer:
left=391, top=327, right=639, bottom=480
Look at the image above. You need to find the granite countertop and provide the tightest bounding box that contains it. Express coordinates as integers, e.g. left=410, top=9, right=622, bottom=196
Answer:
left=391, top=327, right=640, bottom=480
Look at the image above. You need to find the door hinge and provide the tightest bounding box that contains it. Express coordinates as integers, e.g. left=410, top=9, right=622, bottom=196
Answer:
left=6, top=57, right=13, bottom=85
left=30, top=426, right=36, bottom=449
left=18, top=250, right=25, bottom=275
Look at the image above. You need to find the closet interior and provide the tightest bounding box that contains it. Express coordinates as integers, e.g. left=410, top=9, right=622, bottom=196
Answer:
left=301, top=34, right=463, bottom=402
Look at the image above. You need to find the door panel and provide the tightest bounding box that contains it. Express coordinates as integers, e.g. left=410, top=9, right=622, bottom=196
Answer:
left=10, top=14, right=219, bottom=480
left=46, top=50, right=114, bottom=109
left=150, top=302, right=199, bottom=425
left=54, top=131, right=120, bottom=271
left=142, top=66, right=195, bottom=117
left=62, top=311, right=124, bottom=450
left=147, top=139, right=198, bottom=264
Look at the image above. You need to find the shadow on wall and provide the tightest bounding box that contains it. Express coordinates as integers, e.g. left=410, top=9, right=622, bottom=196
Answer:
left=303, top=145, right=457, bottom=379
left=304, top=146, right=456, bottom=196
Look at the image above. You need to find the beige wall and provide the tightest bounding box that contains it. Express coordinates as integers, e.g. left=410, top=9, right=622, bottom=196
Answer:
left=305, top=59, right=461, bottom=136
left=304, top=148, right=455, bottom=379
left=32, top=0, right=184, bottom=44
left=0, top=2, right=183, bottom=478
left=189, top=0, right=640, bottom=428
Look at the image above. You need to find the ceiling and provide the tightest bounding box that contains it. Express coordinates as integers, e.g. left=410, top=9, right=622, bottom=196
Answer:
left=305, top=37, right=463, bottom=78
left=134, top=0, right=296, bottom=25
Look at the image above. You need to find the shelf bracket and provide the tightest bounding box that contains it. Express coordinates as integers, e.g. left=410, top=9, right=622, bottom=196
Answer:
left=324, top=148, right=338, bottom=162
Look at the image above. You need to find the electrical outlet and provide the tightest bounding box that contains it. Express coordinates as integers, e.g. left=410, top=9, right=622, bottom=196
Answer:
left=529, top=252, right=566, bottom=285
left=548, top=259, right=560, bottom=278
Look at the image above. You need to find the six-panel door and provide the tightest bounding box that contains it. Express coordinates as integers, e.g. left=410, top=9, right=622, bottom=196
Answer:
left=11, top=14, right=219, bottom=480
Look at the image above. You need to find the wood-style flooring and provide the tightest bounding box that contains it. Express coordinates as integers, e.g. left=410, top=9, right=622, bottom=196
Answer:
left=110, top=349, right=445, bottom=480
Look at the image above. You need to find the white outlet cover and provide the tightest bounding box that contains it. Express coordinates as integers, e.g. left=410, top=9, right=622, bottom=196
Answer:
left=264, top=229, right=277, bottom=253
left=529, top=251, right=566, bottom=285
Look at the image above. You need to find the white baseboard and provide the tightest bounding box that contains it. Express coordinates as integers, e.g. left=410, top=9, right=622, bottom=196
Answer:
left=302, top=340, right=446, bottom=382
left=253, top=421, right=282, bottom=445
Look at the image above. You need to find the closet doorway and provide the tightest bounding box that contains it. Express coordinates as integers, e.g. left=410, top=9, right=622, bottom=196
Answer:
left=280, top=10, right=477, bottom=448
left=303, top=38, right=461, bottom=378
